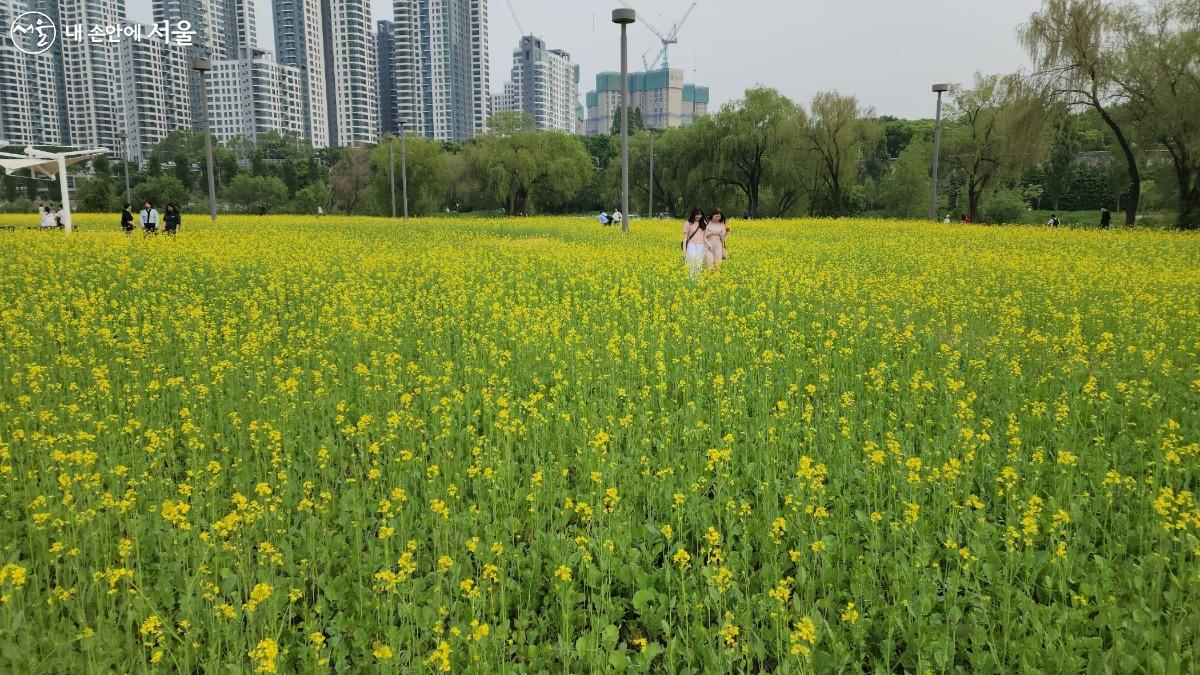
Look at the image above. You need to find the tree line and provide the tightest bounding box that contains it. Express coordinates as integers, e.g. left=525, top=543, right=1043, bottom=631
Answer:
left=0, top=0, right=1194, bottom=228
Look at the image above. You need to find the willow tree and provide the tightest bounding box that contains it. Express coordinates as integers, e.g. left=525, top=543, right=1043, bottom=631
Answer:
left=1114, top=0, right=1200, bottom=229
left=942, top=74, right=1053, bottom=222
left=702, top=88, right=800, bottom=218
left=1020, top=0, right=1141, bottom=225
left=802, top=91, right=878, bottom=217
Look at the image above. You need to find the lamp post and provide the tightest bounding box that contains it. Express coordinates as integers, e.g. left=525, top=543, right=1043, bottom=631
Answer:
left=118, top=131, right=131, bottom=205
left=647, top=128, right=655, bottom=218
left=387, top=134, right=396, bottom=218
left=399, top=118, right=409, bottom=218
left=613, top=7, right=635, bottom=232
left=193, top=58, right=218, bottom=222
left=930, top=83, right=949, bottom=221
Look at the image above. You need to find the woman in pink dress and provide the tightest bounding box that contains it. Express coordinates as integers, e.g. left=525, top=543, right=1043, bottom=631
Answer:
left=705, top=208, right=729, bottom=268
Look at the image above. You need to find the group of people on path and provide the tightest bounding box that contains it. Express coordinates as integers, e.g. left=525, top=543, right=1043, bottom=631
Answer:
left=120, top=201, right=181, bottom=235
left=598, top=209, right=623, bottom=227
left=682, top=207, right=729, bottom=276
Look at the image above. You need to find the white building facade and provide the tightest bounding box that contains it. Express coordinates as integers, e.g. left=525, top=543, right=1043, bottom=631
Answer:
left=391, top=0, right=489, bottom=142
left=208, top=48, right=304, bottom=143
left=118, top=25, right=192, bottom=162
left=324, top=0, right=377, bottom=146
left=495, top=35, right=579, bottom=134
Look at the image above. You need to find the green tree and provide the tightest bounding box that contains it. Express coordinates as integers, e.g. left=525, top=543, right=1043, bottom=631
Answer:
left=609, top=107, right=646, bottom=135
left=1021, top=0, right=1141, bottom=225
left=292, top=181, right=331, bottom=214
left=942, top=73, right=1053, bottom=222
left=329, top=148, right=373, bottom=214
left=878, top=138, right=933, bottom=218
left=222, top=174, right=289, bottom=213
left=802, top=91, right=879, bottom=217
left=462, top=131, right=592, bottom=215
left=1115, top=0, right=1200, bottom=229
left=368, top=134, right=451, bottom=216
left=488, top=111, right=537, bottom=137
left=134, top=174, right=189, bottom=209
left=1042, top=117, right=1079, bottom=209
left=700, top=88, right=800, bottom=218
left=76, top=174, right=116, bottom=211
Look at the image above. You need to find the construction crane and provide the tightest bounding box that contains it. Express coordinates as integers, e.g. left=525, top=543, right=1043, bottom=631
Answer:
left=620, top=1, right=697, bottom=70
left=505, top=0, right=526, bottom=36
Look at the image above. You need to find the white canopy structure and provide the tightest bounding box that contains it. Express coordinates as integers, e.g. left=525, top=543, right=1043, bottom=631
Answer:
left=0, top=146, right=110, bottom=232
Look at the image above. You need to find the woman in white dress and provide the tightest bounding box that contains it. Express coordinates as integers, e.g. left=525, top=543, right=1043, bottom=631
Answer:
left=682, top=208, right=708, bottom=277
left=705, top=207, right=728, bottom=268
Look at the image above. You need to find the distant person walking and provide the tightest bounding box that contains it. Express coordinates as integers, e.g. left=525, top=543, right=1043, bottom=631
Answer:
left=317, top=205, right=324, bottom=218
left=1100, top=207, right=1112, bottom=229
left=120, top=203, right=134, bottom=234
left=163, top=203, right=181, bottom=235
left=612, top=209, right=623, bottom=228
left=682, top=207, right=708, bottom=277
left=1047, top=214, right=1060, bottom=227
left=141, top=201, right=159, bottom=234
left=705, top=207, right=729, bottom=269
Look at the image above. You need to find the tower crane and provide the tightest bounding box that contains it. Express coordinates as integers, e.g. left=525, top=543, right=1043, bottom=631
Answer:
left=620, top=1, right=697, bottom=70
left=506, top=0, right=526, bottom=36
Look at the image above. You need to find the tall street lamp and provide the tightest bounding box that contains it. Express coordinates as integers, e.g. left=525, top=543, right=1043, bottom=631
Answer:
left=613, top=7, right=635, bottom=232
left=930, top=83, right=949, bottom=221
left=647, top=128, right=655, bottom=218
left=399, top=117, right=409, bottom=218
left=193, top=57, right=218, bottom=222
left=118, top=131, right=131, bottom=205
left=386, top=133, right=396, bottom=218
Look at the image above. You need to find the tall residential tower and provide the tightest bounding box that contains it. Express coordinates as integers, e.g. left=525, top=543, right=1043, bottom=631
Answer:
left=495, top=35, right=579, bottom=134
left=390, top=0, right=489, bottom=142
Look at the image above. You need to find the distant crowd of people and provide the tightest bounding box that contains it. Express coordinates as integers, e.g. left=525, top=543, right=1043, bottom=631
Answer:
left=941, top=207, right=1115, bottom=228
left=119, top=201, right=181, bottom=235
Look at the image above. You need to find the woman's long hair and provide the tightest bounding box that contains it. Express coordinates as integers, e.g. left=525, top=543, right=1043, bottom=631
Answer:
left=688, top=207, right=707, bottom=230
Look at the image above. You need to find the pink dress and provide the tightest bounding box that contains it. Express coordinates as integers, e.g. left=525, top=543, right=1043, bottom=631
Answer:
left=705, top=222, right=727, bottom=266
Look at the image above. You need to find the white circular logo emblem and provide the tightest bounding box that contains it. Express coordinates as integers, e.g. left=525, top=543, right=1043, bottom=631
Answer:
left=9, top=12, right=57, bottom=55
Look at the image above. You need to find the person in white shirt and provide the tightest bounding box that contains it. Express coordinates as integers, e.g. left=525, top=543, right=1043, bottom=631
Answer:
left=141, top=201, right=159, bottom=234
left=39, top=205, right=55, bottom=229
left=942, top=215, right=951, bottom=224
left=612, top=209, right=623, bottom=226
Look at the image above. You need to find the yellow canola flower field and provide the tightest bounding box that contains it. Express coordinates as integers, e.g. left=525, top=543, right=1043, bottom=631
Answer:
left=0, top=214, right=1197, bottom=672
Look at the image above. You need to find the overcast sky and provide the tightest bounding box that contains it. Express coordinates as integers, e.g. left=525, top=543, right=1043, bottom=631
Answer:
left=126, top=0, right=1058, bottom=119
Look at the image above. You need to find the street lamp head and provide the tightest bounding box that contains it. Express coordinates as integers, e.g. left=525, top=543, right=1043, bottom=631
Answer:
left=192, top=58, right=212, bottom=72
left=612, top=8, right=635, bottom=24
left=932, top=83, right=950, bottom=93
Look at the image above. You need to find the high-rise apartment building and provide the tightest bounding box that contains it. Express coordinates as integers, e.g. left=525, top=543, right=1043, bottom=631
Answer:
left=323, top=0, right=377, bottom=146
left=0, top=0, right=65, bottom=146
left=376, top=20, right=395, bottom=136
left=59, top=0, right=124, bottom=150
left=495, top=35, right=578, bottom=134
left=391, top=0, right=489, bottom=142
left=208, top=47, right=304, bottom=142
left=272, top=0, right=328, bottom=147
left=275, top=0, right=375, bottom=147
left=118, top=24, right=192, bottom=162
left=585, top=68, right=709, bottom=136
